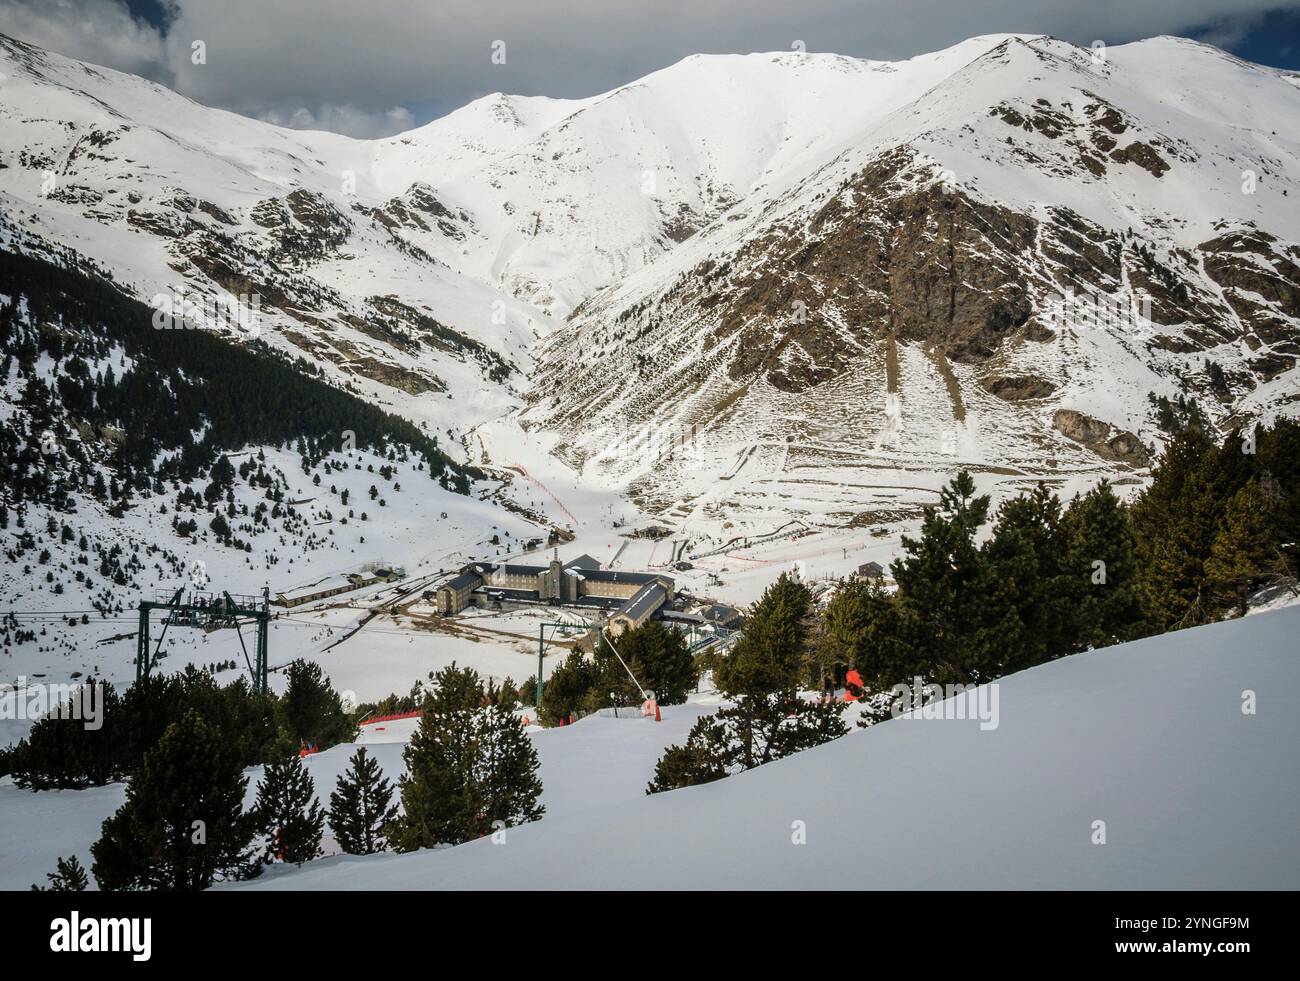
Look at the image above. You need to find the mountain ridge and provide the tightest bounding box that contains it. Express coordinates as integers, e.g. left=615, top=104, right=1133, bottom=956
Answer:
left=2, top=30, right=1298, bottom=545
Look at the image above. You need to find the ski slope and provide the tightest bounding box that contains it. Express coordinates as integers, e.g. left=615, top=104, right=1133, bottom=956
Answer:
left=233, top=605, right=1300, bottom=890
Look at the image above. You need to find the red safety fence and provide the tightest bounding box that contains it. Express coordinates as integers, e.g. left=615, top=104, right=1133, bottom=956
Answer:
left=361, top=709, right=424, bottom=727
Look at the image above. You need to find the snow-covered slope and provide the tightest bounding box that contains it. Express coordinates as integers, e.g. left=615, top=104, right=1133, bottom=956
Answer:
left=232, top=605, right=1300, bottom=890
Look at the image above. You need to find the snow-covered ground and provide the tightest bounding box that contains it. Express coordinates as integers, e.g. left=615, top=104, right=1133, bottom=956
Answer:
left=232, top=605, right=1300, bottom=890
left=0, top=674, right=720, bottom=890
left=3, top=588, right=1296, bottom=891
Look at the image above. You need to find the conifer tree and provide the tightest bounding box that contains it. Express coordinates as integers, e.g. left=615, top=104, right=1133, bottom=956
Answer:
left=979, top=484, right=1072, bottom=672
left=825, top=575, right=903, bottom=695
left=91, top=710, right=255, bottom=890
left=653, top=574, right=848, bottom=784
left=390, top=664, right=543, bottom=851
left=646, top=714, right=730, bottom=793
left=716, top=572, right=810, bottom=699
left=7, top=679, right=125, bottom=790
left=328, top=747, right=398, bottom=855
left=597, top=620, right=698, bottom=706
left=1132, top=430, right=1227, bottom=628
left=250, top=752, right=325, bottom=865
left=32, top=854, right=89, bottom=892
left=282, top=659, right=356, bottom=750
left=1062, top=480, right=1148, bottom=646
left=647, top=694, right=847, bottom=793
left=890, top=470, right=995, bottom=684
left=538, top=648, right=597, bottom=725
left=1205, top=479, right=1273, bottom=616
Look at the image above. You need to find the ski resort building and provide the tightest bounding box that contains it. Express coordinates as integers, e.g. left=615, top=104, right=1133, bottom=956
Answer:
left=434, top=571, right=482, bottom=615
left=607, top=581, right=668, bottom=636
left=274, top=568, right=402, bottom=608
left=433, top=551, right=674, bottom=628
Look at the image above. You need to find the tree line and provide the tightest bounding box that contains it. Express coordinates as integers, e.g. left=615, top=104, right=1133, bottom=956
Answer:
left=20, top=661, right=544, bottom=890
left=0, top=247, right=480, bottom=513
left=649, top=416, right=1299, bottom=791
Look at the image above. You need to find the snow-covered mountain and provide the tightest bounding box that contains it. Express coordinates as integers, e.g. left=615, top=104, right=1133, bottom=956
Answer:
left=2, top=32, right=1299, bottom=895
left=520, top=36, right=1300, bottom=537
left=1, top=31, right=1299, bottom=620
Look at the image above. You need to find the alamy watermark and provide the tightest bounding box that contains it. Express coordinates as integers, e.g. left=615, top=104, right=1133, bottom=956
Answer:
left=1, top=679, right=104, bottom=731
left=889, top=676, right=1000, bottom=731
left=151, top=287, right=262, bottom=336
left=1046, top=287, right=1152, bottom=335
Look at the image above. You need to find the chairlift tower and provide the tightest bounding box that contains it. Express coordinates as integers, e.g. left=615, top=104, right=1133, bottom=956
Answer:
left=136, top=586, right=271, bottom=693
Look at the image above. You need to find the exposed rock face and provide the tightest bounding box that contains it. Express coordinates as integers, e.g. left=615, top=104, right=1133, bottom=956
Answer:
left=1053, top=409, right=1150, bottom=466
left=699, top=150, right=1040, bottom=392
left=1198, top=227, right=1300, bottom=355
left=1109, top=141, right=1170, bottom=178
left=981, top=374, right=1057, bottom=401
left=363, top=182, right=473, bottom=241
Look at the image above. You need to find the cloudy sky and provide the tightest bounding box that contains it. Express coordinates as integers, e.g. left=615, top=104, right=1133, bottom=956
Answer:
left=3, top=0, right=1299, bottom=138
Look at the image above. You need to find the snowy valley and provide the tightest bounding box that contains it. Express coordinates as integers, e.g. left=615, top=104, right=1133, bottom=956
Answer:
left=0, top=25, right=1297, bottom=895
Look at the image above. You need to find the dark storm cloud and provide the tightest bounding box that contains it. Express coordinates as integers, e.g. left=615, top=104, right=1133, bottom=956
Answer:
left=3, top=0, right=1298, bottom=137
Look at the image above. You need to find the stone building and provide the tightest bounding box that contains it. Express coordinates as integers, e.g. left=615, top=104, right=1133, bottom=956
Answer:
left=433, top=550, right=674, bottom=626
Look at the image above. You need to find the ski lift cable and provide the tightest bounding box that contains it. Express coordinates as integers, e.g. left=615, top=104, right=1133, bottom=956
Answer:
left=600, top=625, right=649, bottom=702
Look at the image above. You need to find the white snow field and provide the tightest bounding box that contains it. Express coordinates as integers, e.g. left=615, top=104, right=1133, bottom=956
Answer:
left=219, top=605, right=1298, bottom=891
left=0, top=681, right=719, bottom=891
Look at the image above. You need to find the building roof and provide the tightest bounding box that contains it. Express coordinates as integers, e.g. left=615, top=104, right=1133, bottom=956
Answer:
left=702, top=603, right=742, bottom=623
left=467, top=562, right=547, bottom=578
left=276, top=575, right=355, bottom=602
left=441, top=571, right=483, bottom=591
left=584, top=569, right=670, bottom=586
left=614, top=583, right=667, bottom=622
left=563, top=554, right=601, bottom=571
left=485, top=587, right=543, bottom=600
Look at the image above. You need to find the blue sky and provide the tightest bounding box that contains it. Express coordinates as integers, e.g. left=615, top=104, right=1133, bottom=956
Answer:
left=1207, top=7, right=1300, bottom=65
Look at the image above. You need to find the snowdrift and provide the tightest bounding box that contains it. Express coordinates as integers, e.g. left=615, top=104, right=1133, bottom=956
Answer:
left=237, top=605, right=1300, bottom=890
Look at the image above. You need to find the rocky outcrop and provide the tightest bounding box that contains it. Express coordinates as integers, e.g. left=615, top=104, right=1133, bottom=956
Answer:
left=981, top=374, right=1057, bottom=401
left=702, top=150, right=1040, bottom=392
left=363, top=183, right=472, bottom=241
left=1109, top=141, right=1169, bottom=178
left=1199, top=228, right=1300, bottom=354
left=1052, top=409, right=1150, bottom=466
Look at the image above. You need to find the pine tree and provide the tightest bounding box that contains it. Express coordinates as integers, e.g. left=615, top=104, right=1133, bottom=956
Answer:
left=91, top=710, right=255, bottom=890
left=716, top=572, right=810, bottom=700
left=328, top=747, right=398, bottom=855
left=890, top=470, right=995, bottom=684
left=976, top=483, right=1090, bottom=672
left=1132, top=430, right=1229, bottom=629
left=825, top=575, right=903, bottom=695
left=31, top=854, right=89, bottom=892
left=674, top=574, right=850, bottom=777
left=597, top=620, right=697, bottom=706
left=282, top=659, right=356, bottom=749
left=8, top=679, right=125, bottom=790
left=646, top=714, right=731, bottom=793
left=1061, top=480, right=1148, bottom=646
left=390, top=665, right=544, bottom=851
left=538, top=648, right=596, bottom=725
left=1205, top=479, right=1273, bottom=616
left=250, top=752, right=325, bottom=866
left=647, top=695, right=847, bottom=793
